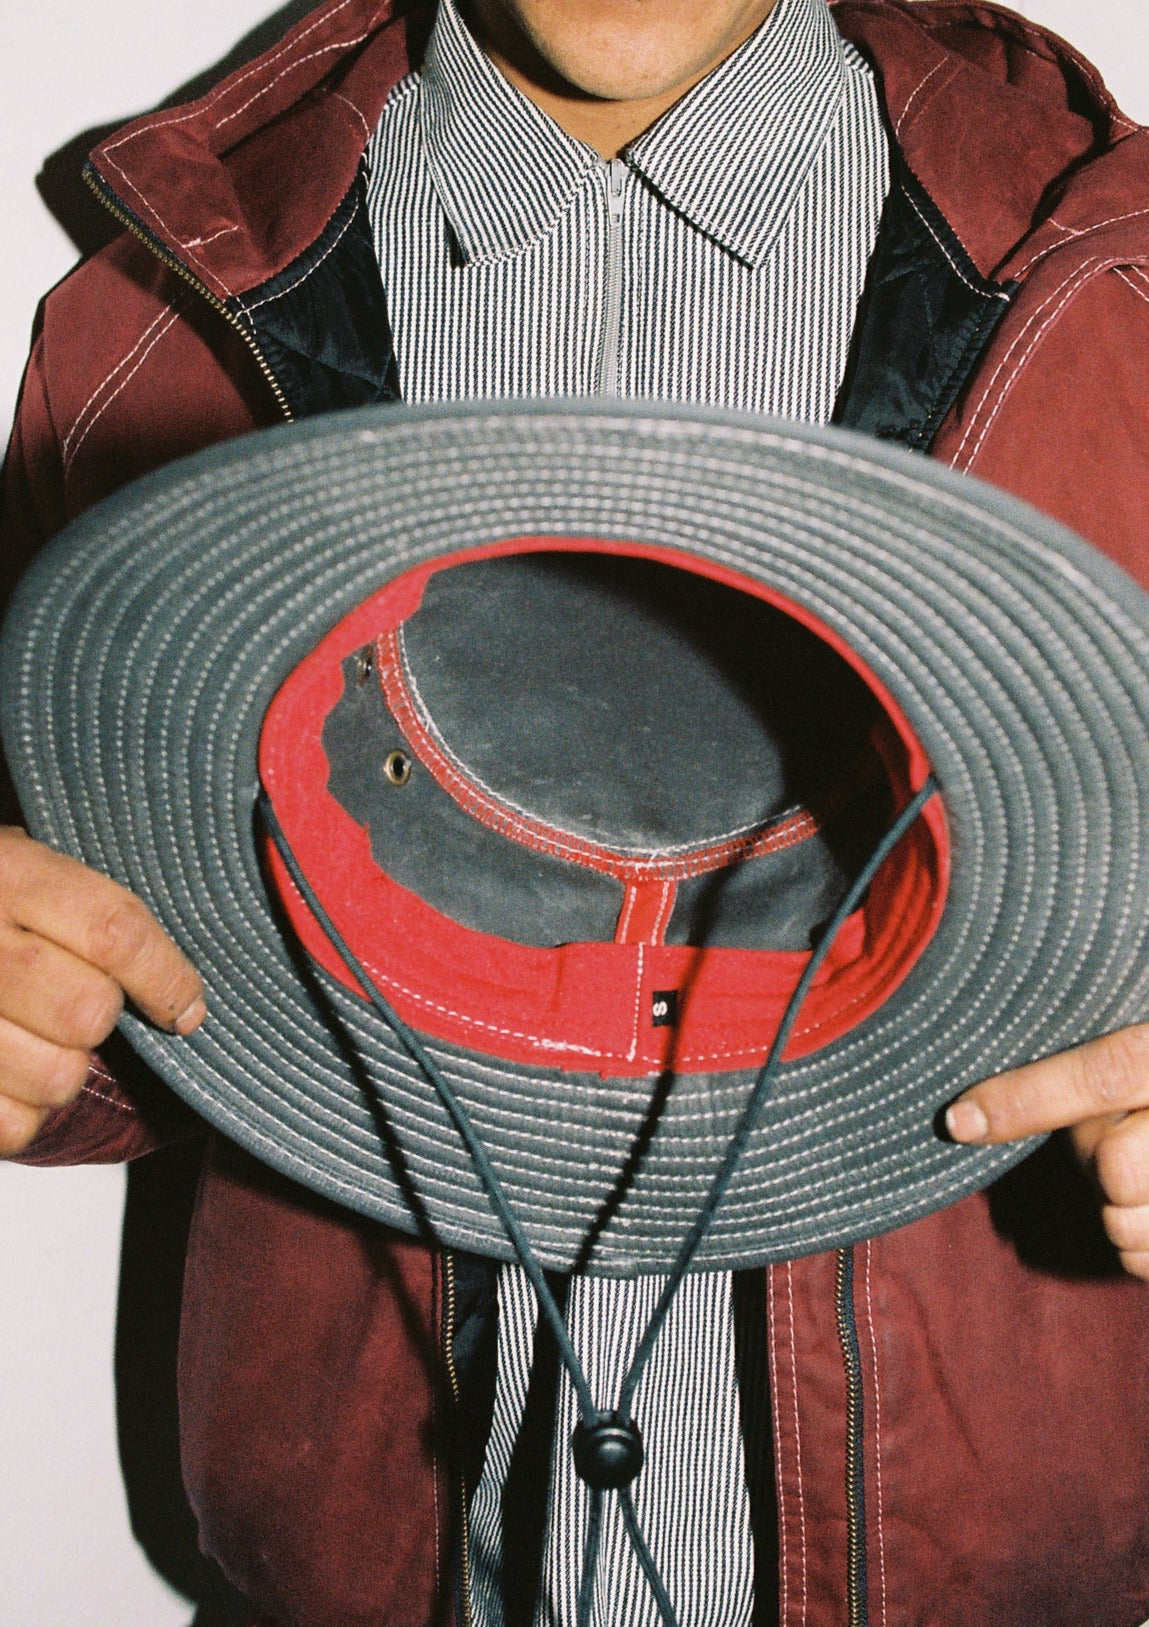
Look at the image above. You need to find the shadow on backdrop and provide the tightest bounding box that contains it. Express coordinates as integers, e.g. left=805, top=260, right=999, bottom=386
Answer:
left=36, top=0, right=320, bottom=259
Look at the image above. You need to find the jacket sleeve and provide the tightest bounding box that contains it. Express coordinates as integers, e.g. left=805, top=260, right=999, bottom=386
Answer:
left=2, top=329, right=203, bottom=1164
left=936, top=263, right=1149, bottom=590
left=1, top=331, right=64, bottom=820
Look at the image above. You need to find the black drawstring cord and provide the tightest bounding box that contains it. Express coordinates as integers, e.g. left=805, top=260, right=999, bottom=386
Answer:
left=260, top=774, right=938, bottom=1627
left=577, top=1490, right=603, bottom=1626
left=619, top=1484, right=677, bottom=1622
left=614, top=773, right=938, bottom=1426
left=260, top=790, right=600, bottom=1424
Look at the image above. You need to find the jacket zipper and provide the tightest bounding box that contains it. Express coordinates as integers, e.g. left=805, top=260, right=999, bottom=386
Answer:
left=835, top=1246, right=868, bottom=1627
left=597, top=158, right=628, bottom=396
left=82, top=165, right=295, bottom=424
left=442, top=1250, right=475, bottom=1627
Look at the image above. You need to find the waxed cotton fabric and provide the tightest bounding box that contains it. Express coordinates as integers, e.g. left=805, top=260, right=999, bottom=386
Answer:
left=4, top=401, right=1149, bottom=1273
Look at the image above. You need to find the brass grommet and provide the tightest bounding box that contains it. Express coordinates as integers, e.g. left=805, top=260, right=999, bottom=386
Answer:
left=355, top=647, right=374, bottom=684
left=384, top=750, right=412, bottom=786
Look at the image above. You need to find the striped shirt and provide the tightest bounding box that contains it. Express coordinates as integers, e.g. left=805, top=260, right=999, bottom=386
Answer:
left=364, top=0, right=889, bottom=1620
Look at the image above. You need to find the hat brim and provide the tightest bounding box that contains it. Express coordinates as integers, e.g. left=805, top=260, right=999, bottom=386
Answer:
left=4, top=402, right=1149, bottom=1273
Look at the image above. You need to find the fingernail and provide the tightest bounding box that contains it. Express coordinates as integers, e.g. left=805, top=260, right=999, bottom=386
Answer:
left=174, top=996, right=207, bottom=1036
left=946, top=1101, right=989, bottom=1143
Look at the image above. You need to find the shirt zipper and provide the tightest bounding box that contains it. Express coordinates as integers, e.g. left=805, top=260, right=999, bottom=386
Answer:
left=835, top=1246, right=868, bottom=1627
left=82, top=165, right=294, bottom=425
left=442, top=1250, right=475, bottom=1627
left=597, top=158, right=629, bottom=396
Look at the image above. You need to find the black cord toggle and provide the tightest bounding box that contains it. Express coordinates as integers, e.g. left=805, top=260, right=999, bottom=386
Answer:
left=572, top=1413, right=645, bottom=1490
left=260, top=772, right=941, bottom=1627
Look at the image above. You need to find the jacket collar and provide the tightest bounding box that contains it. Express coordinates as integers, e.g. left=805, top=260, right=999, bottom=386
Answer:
left=86, top=0, right=416, bottom=303
left=420, top=0, right=848, bottom=271
left=830, top=0, right=1135, bottom=279
left=86, top=0, right=1149, bottom=299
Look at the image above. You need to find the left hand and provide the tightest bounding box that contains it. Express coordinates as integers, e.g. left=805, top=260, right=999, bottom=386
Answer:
left=946, top=1025, right=1149, bottom=1281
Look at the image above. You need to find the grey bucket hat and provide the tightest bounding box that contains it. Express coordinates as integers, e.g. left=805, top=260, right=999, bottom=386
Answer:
left=4, top=400, right=1149, bottom=1275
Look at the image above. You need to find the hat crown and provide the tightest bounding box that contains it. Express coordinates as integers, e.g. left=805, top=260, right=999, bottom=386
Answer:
left=321, top=550, right=895, bottom=953
left=398, top=552, right=882, bottom=852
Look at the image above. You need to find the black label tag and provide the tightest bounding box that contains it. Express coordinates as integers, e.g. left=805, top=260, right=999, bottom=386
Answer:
left=651, top=990, right=678, bottom=1028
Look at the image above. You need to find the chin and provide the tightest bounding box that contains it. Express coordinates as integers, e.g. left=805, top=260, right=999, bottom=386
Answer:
left=544, top=38, right=708, bottom=102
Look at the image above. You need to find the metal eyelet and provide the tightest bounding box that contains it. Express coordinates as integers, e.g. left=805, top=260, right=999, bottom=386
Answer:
left=384, top=750, right=412, bottom=786
left=356, top=647, right=374, bottom=684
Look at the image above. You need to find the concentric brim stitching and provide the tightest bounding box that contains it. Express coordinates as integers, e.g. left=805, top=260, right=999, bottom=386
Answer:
left=5, top=404, right=1149, bottom=1272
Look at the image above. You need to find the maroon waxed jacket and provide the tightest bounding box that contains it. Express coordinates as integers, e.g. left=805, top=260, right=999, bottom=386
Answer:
left=6, top=3, right=1149, bottom=1624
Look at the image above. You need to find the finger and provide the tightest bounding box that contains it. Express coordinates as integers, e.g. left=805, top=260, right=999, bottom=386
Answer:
left=1112, top=1249, right=1149, bottom=1284
left=0, top=1011, right=91, bottom=1110
left=945, top=1025, right=1149, bottom=1144
left=0, top=1091, right=49, bottom=1158
left=1067, top=1113, right=1127, bottom=1166
left=0, top=921, right=124, bottom=1049
left=1101, top=1201, right=1149, bottom=1256
left=0, top=829, right=204, bottom=1032
left=1091, top=1111, right=1149, bottom=1209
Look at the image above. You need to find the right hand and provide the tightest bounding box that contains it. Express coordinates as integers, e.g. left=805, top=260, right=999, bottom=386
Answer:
left=0, top=826, right=205, bottom=1154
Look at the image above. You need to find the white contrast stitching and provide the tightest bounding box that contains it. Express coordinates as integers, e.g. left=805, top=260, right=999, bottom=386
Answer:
left=215, top=36, right=377, bottom=131
left=648, top=880, right=674, bottom=945
left=768, top=1267, right=789, bottom=1626
left=330, top=88, right=372, bottom=141
left=102, top=0, right=362, bottom=151
left=239, top=197, right=362, bottom=314
left=894, top=58, right=945, bottom=137
left=862, top=1241, right=889, bottom=1627
left=787, top=1262, right=808, bottom=1624
left=184, top=224, right=240, bottom=249
left=300, top=851, right=885, bottom=1068
left=62, top=298, right=181, bottom=463
left=97, top=0, right=375, bottom=278
left=958, top=258, right=1105, bottom=471
left=390, top=628, right=820, bottom=869
left=81, top=1082, right=135, bottom=1115
left=627, top=944, right=645, bottom=1063
left=99, top=150, right=239, bottom=295
left=950, top=257, right=1102, bottom=469
left=430, top=1259, right=443, bottom=1605
left=355, top=945, right=616, bottom=1059
left=64, top=307, right=184, bottom=474
left=904, top=188, right=1009, bottom=302
left=1116, top=266, right=1149, bottom=307
left=1013, top=205, right=1149, bottom=278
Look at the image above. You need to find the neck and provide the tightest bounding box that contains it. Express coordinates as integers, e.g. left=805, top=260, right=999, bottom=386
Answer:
left=475, top=53, right=728, bottom=158
left=465, top=2, right=778, bottom=159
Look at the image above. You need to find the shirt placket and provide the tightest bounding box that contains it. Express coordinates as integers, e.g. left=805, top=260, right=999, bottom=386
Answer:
left=597, top=158, right=632, bottom=397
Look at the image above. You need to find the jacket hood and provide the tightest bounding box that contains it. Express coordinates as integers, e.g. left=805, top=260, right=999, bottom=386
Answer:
left=87, top=0, right=1149, bottom=299
left=833, top=1, right=1149, bottom=281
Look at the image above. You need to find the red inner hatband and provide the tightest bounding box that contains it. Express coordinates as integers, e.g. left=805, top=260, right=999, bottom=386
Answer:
left=259, top=538, right=949, bottom=1076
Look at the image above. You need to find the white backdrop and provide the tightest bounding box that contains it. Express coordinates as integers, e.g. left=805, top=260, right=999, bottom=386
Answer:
left=1, top=4, right=1147, bottom=1623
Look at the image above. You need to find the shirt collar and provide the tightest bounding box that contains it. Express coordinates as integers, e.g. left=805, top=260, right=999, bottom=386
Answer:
left=419, top=0, right=848, bottom=269
left=419, top=0, right=598, bottom=264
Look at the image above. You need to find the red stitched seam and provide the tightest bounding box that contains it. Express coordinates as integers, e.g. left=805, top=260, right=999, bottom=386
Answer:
left=787, top=1262, right=808, bottom=1623
left=80, top=1083, right=135, bottom=1116
left=767, top=1268, right=790, bottom=1625
left=650, top=879, right=675, bottom=945
left=862, top=1241, right=889, bottom=1627
left=1116, top=266, right=1149, bottom=308
left=376, top=630, right=859, bottom=881
left=430, top=1251, right=443, bottom=1607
